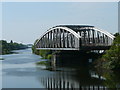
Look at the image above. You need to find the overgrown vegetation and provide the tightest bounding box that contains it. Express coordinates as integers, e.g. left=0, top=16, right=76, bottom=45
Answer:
left=95, top=33, right=120, bottom=70
left=36, top=61, right=50, bottom=65
left=32, top=45, right=52, bottom=59
left=32, top=45, right=52, bottom=65
left=0, top=40, right=28, bottom=55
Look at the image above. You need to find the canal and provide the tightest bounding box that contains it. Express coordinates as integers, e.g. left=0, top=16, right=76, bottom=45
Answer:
left=1, top=48, right=120, bottom=89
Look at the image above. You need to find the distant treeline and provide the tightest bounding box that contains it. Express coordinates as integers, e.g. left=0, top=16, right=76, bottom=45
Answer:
left=0, top=40, right=28, bottom=55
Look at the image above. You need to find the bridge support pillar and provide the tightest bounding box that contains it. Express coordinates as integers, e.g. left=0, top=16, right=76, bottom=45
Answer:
left=50, top=51, right=94, bottom=67
left=49, top=50, right=101, bottom=68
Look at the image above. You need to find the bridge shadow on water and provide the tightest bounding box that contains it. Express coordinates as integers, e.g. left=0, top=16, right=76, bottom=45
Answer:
left=37, top=51, right=120, bottom=90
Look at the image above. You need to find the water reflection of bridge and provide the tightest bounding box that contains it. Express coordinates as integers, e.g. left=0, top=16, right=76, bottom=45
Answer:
left=41, top=77, right=107, bottom=90
left=39, top=67, right=107, bottom=90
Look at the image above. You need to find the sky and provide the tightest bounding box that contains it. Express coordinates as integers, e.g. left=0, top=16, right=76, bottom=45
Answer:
left=1, top=2, right=118, bottom=44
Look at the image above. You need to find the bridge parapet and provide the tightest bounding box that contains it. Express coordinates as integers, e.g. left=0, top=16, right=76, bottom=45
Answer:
left=35, top=25, right=115, bottom=50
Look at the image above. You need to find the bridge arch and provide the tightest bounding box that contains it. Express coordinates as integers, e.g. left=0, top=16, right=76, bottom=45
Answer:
left=35, top=25, right=115, bottom=50
left=35, top=26, right=81, bottom=50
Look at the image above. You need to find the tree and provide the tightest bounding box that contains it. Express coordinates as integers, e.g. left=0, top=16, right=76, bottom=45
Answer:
left=114, top=33, right=119, bottom=37
left=10, top=40, right=13, bottom=44
left=100, top=33, right=120, bottom=70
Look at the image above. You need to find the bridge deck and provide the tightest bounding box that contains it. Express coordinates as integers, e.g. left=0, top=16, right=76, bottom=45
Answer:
left=36, top=46, right=110, bottom=50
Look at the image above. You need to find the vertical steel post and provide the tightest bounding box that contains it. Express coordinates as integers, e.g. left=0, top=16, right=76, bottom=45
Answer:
left=50, top=31, right=52, bottom=48
left=41, top=38, right=42, bottom=48
left=48, top=32, right=50, bottom=48
left=54, top=29, right=56, bottom=48
left=43, top=36, right=44, bottom=48
left=97, top=31, right=100, bottom=45
left=83, top=31, right=86, bottom=45
left=88, top=30, right=90, bottom=45
left=59, top=29, right=62, bottom=48
left=67, top=32, right=69, bottom=48
left=56, top=29, right=58, bottom=48
left=63, top=30, right=65, bottom=48
left=46, top=33, right=48, bottom=48
left=92, top=30, right=95, bottom=44
left=53, top=30, right=55, bottom=48
left=103, top=34, right=105, bottom=45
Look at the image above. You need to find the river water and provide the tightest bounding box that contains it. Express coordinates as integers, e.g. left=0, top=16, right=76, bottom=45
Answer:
left=1, top=48, right=120, bottom=89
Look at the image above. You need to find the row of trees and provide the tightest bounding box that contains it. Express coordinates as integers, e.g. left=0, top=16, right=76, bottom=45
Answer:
left=0, top=40, right=28, bottom=55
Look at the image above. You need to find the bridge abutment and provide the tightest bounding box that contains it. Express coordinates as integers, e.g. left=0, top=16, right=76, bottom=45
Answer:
left=50, top=50, right=100, bottom=67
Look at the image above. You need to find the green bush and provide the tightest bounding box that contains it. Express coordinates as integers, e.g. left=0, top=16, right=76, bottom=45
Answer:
left=95, top=33, right=120, bottom=70
left=36, top=61, right=49, bottom=65
left=47, top=54, right=52, bottom=59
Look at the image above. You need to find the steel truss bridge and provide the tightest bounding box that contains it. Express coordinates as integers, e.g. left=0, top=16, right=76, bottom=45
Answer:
left=35, top=25, right=115, bottom=50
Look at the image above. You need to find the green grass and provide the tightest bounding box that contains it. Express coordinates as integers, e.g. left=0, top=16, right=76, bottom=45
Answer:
left=39, top=57, right=45, bottom=59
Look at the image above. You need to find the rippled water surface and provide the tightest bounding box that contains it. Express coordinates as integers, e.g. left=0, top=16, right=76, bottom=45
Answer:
left=1, top=48, right=120, bottom=89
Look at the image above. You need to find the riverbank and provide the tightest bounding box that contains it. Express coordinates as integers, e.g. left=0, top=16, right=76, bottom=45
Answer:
left=32, top=45, right=52, bottom=60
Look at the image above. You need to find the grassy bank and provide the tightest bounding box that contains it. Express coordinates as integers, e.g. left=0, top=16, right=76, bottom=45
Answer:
left=32, top=45, right=52, bottom=60
left=32, top=45, right=52, bottom=65
left=36, top=61, right=50, bottom=65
